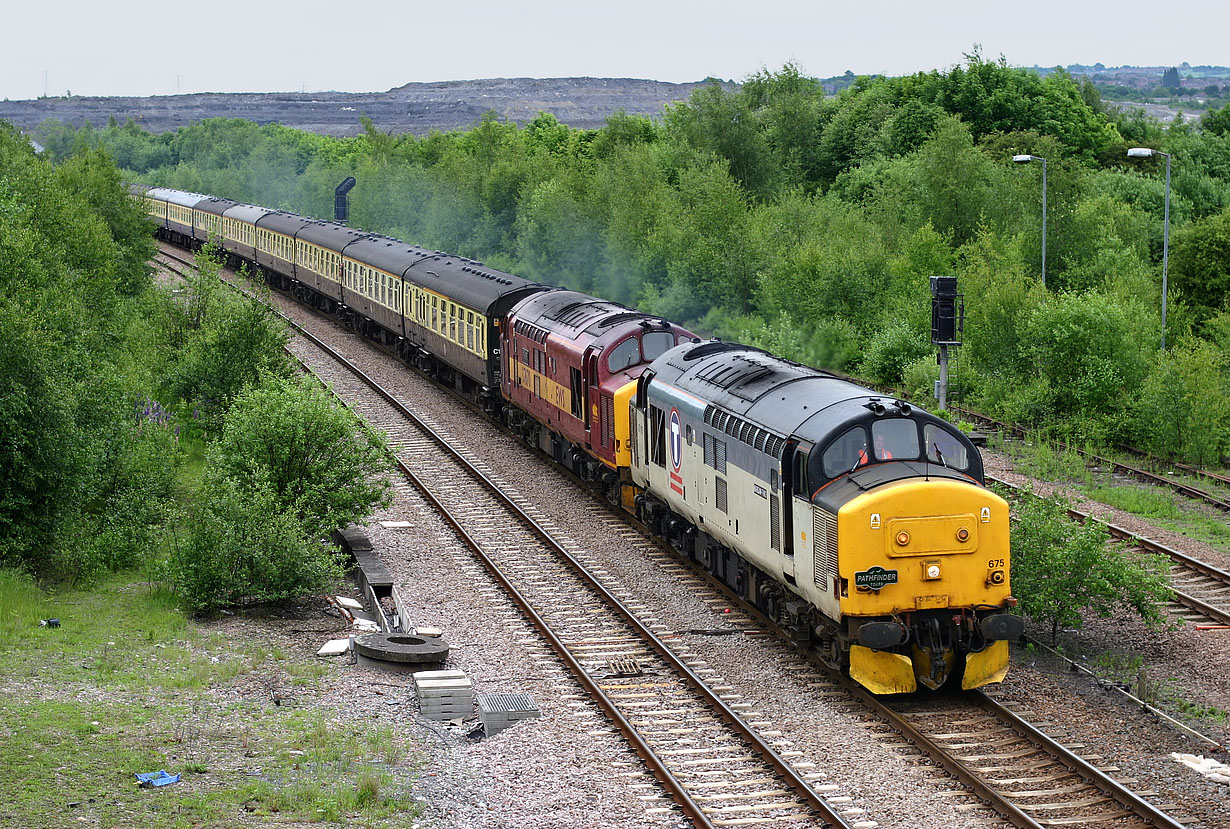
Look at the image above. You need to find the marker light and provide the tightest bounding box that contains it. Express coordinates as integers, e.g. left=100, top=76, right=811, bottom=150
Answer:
left=896, top=531, right=910, bottom=546
left=956, top=528, right=969, bottom=542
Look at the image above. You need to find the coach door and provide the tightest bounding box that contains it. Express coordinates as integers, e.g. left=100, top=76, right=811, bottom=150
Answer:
left=582, top=348, right=598, bottom=435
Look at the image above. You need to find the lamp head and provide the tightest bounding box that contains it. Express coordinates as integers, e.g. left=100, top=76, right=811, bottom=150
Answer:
left=1012, top=154, right=1034, bottom=163
left=1127, top=147, right=1155, bottom=158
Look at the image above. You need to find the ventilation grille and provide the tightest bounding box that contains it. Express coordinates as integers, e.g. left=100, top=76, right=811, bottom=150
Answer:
left=702, top=405, right=783, bottom=458
left=714, top=438, right=727, bottom=474
left=770, top=494, right=781, bottom=551
left=813, top=509, right=838, bottom=584
left=601, top=395, right=614, bottom=449
left=715, top=477, right=728, bottom=513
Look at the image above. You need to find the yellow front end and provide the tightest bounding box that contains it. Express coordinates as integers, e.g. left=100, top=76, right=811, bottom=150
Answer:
left=840, top=478, right=1013, bottom=693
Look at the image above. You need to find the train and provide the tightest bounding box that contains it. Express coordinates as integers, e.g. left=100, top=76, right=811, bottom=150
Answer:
left=137, top=185, right=1023, bottom=694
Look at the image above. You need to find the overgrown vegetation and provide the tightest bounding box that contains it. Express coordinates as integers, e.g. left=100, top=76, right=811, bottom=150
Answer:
left=37, top=51, right=1230, bottom=464
left=0, top=125, right=389, bottom=607
left=1004, top=486, right=1173, bottom=642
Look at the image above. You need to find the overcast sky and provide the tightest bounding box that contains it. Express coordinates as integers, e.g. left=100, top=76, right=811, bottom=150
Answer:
left=4, top=0, right=1221, bottom=101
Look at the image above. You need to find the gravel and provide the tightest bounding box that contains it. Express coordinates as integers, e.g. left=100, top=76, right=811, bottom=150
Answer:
left=250, top=282, right=1230, bottom=828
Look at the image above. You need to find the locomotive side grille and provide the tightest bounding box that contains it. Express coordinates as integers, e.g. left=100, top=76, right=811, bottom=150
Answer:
left=703, top=433, right=714, bottom=467
left=770, top=493, right=781, bottom=551
left=714, top=438, right=727, bottom=474
left=601, top=395, right=614, bottom=448
left=715, top=477, right=728, bottom=513
left=813, top=509, right=838, bottom=584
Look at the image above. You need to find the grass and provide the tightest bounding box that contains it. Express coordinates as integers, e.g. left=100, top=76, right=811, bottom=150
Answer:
left=997, top=438, right=1230, bottom=557
left=0, top=569, right=424, bottom=827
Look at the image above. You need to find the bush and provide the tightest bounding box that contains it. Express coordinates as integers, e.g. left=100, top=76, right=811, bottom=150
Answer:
left=173, top=476, right=342, bottom=612
left=1006, top=487, right=1171, bottom=643
left=171, top=376, right=392, bottom=610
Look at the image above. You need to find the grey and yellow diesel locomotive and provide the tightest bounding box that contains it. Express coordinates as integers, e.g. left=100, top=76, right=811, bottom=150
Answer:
left=630, top=341, right=1022, bottom=693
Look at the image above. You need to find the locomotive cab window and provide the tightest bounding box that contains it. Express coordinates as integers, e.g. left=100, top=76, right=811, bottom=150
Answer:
left=871, top=418, right=919, bottom=462
left=923, top=423, right=969, bottom=470
left=642, top=331, right=674, bottom=362
left=821, top=426, right=868, bottom=478
left=607, top=337, right=640, bottom=373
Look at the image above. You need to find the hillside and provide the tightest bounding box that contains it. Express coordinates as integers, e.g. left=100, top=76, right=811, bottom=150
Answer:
left=0, top=77, right=736, bottom=136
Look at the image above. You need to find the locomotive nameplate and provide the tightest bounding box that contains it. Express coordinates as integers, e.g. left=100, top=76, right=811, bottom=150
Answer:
left=854, top=566, right=898, bottom=590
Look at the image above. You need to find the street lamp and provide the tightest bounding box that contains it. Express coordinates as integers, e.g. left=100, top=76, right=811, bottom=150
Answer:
left=1127, top=147, right=1171, bottom=349
left=1013, top=154, right=1047, bottom=287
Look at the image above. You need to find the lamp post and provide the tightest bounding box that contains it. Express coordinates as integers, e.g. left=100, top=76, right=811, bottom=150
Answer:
left=1012, top=154, right=1047, bottom=287
left=1128, top=147, right=1171, bottom=349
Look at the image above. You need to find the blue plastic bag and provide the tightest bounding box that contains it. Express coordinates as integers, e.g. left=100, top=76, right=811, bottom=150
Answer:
left=135, top=770, right=180, bottom=787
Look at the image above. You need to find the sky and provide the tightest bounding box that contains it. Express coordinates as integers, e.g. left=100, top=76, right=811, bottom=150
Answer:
left=3, top=0, right=1221, bottom=101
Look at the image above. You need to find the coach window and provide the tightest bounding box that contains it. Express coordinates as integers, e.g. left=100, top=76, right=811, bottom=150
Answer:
left=642, top=330, right=674, bottom=361
left=923, top=424, right=968, bottom=470
left=821, top=426, right=868, bottom=478
left=871, top=418, right=919, bottom=462
left=608, top=337, right=640, bottom=372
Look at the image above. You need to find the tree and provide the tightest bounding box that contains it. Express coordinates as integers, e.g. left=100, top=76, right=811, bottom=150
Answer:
left=1203, top=105, right=1230, bottom=137
left=163, top=247, right=293, bottom=420
left=1006, top=488, right=1172, bottom=643
left=173, top=376, right=392, bottom=610
left=1132, top=338, right=1230, bottom=464
left=1169, top=205, right=1230, bottom=312
left=208, top=376, right=392, bottom=539
left=1161, top=67, right=1181, bottom=90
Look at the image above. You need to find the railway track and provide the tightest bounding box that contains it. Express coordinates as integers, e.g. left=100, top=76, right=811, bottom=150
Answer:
left=947, top=404, right=1230, bottom=514
left=282, top=314, right=859, bottom=826
left=156, top=245, right=1196, bottom=827
left=872, top=689, right=1191, bottom=828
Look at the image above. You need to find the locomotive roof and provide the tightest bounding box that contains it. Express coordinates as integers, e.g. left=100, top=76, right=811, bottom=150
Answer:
left=650, top=340, right=882, bottom=440
left=510, top=290, right=674, bottom=340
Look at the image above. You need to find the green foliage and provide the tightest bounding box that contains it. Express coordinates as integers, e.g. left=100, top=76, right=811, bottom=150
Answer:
left=162, top=247, right=293, bottom=422
left=33, top=56, right=1230, bottom=453
left=1006, top=488, right=1172, bottom=642
left=1204, top=105, right=1230, bottom=137
left=172, top=376, right=391, bottom=611
left=0, top=123, right=174, bottom=579
left=172, top=476, right=342, bottom=612
left=859, top=319, right=931, bottom=384
left=209, top=377, right=393, bottom=539
left=1131, top=337, right=1230, bottom=464
left=1169, top=205, right=1230, bottom=313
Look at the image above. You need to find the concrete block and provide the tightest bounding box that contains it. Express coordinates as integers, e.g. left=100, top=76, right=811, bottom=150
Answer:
left=412, top=669, right=467, bottom=683
left=316, top=639, right=351, bottom=656
left=477, top=693, right=540, bottom=735
left=334, top=596, right=363, bottom=610
left=415, top=627, right=444, bottom=638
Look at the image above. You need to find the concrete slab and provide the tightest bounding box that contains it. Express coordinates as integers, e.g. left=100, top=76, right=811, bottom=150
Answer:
left=379, top=520, right=413, bottom=529
left=413, top=669, right=466, bottom=682
left=334, top=596, right=363, bottom=610
left=316, top=639, right=351, bottom=656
